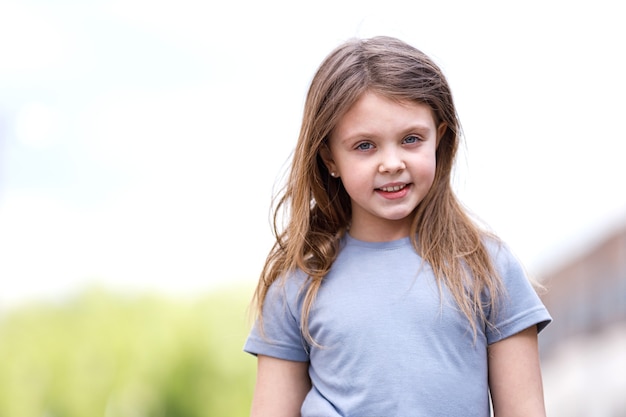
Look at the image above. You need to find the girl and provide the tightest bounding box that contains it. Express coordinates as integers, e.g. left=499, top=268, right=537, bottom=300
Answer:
left=244, top=36, right=551, bottom=417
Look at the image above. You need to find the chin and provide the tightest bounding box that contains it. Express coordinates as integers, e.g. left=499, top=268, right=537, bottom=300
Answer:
left=384, top=211, right=416, bottom=222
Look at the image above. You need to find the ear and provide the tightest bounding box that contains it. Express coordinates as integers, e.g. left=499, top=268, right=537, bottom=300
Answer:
left=436, top=122, right=447, bottom=148
left=319, top=144, right=339, bottom=177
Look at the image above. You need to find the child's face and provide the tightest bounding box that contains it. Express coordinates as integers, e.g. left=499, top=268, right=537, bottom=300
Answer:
left=322, top=91, right=444, bottom=242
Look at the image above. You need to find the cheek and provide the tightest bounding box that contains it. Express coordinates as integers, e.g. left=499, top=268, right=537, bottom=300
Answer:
left=415, top=154, right=438, bottom=181
left=341, top=174, right=368, bottom=195
left=336, top=169, right=373, bottom=202
left=427, top=158, right=438, bottom=179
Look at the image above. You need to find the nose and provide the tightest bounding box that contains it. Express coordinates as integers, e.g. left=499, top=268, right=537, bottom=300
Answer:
left=378, top=149, right=406, bottom=174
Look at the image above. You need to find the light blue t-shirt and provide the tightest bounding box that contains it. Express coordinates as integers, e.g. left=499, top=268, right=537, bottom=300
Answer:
left=244, top=234, right=551, bottom=417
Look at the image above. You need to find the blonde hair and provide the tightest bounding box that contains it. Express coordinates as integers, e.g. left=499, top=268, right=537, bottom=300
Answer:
left=252, top=36, right=504, bottom=343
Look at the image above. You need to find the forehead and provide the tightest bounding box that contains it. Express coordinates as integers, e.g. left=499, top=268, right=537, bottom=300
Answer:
left=331, top=91, right=437, bottom=141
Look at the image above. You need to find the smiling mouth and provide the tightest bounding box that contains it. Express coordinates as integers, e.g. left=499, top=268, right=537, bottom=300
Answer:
left=377, top=184, right=407, bottom=192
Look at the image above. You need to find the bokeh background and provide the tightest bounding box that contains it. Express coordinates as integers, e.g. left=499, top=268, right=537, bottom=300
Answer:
left=0, top=0, right=624, bottom=416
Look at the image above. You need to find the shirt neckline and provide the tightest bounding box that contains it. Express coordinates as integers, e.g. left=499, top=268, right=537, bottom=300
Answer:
left=344, top=233, right=413, bottom=250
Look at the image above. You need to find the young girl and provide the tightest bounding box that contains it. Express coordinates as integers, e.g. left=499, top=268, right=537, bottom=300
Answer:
left=244, top=36, right=551, bottom=417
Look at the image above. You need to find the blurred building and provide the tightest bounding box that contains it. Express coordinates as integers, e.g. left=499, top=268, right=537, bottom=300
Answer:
left=539, top=219, right=626, bottom=417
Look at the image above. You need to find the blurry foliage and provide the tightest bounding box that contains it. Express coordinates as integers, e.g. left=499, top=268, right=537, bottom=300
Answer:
left=0, top=285, right=257, bottom=417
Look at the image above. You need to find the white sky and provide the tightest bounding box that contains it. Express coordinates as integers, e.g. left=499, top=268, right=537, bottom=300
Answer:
left=0, top=0, right=625, bottom=308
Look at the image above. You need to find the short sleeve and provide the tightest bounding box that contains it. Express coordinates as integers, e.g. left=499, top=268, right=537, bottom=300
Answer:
left=486, top=243, right=552, bottom=345
left=243, top=275, right=310, bottom=362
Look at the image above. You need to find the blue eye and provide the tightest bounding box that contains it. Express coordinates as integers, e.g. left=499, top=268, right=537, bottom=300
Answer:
left=403, top=135, right=421, bottom=144
left=356, top=142, right=373, bottom=151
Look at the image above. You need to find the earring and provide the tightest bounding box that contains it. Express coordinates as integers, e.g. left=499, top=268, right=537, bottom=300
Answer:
left=330, top=172, right=337, bottom=177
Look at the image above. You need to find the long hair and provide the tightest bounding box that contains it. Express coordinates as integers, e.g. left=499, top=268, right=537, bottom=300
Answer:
left=252, top=36, right=503, bottom=343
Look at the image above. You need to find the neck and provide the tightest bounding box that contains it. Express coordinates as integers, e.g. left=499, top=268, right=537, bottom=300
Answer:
left=348, top=218, right=413, bottom=242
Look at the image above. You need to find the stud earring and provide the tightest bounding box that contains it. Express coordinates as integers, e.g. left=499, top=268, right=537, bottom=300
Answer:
left=330, top=172, right=337, bottom=177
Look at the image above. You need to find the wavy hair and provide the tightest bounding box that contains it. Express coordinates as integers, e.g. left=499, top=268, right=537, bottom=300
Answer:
left=252, top=36, right=504, bottom=343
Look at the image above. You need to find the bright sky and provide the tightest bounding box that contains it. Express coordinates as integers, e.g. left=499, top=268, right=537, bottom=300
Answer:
left=0, top=0, right=624, bottom=308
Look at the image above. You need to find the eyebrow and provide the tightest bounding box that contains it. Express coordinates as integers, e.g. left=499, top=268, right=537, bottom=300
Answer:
left=337, top=123, right=434, bottom=143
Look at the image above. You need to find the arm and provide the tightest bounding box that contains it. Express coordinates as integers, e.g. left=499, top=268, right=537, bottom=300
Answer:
left=488, top=325, right=547, bottom=417
left=250, top=354, right=311, bottom=417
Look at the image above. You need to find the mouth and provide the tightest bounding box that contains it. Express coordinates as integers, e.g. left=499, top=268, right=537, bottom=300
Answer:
left=376, top=184, right=408, bottom=192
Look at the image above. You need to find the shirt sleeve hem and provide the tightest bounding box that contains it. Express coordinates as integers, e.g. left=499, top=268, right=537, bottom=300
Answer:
left=243, top=338, right=310, bottom=362
left=487, top=307, right=552, bottom=345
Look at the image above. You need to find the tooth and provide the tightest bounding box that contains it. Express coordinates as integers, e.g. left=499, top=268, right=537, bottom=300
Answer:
left=381, top=185, right=405, bottom=192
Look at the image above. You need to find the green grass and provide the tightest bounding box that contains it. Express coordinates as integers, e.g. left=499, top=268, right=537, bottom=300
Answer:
left=0, top=286, right=257, bottom=417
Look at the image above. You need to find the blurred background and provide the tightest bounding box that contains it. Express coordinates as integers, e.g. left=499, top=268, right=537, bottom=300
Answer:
left=0, top=0, right=624, bottom=415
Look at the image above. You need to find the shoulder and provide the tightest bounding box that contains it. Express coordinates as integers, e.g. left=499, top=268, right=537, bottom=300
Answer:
left=482, top=235, right=526, bottom=278
left=269, top=268, right=309, bottom=293
left=245, top=270, right=312, bottom=361
left=482, top=235, right=534, bottom=295
left=483, top=237, right=552, bottom=342
left=264, top=269, right=309, bottom=315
